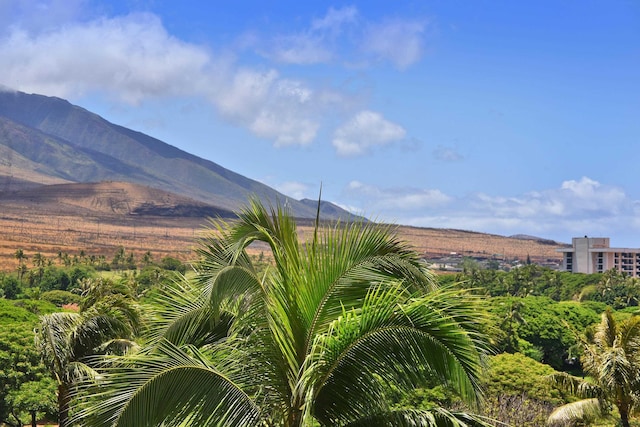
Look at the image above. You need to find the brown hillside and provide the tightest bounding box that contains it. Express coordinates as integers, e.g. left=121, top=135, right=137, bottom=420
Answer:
left=0, top=182, right=564, bottom=271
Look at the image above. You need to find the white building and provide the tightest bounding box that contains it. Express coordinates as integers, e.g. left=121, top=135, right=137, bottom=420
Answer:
left=558, top=237, right=640, bottom=277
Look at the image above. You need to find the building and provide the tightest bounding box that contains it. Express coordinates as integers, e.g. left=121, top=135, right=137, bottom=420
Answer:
left=558, top=237, right=640, bottom=277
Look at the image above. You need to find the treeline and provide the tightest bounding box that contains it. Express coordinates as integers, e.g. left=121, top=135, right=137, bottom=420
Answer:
left=1, top=247, right=188, bottom=305
left=441, top=262, right=640, bottom=309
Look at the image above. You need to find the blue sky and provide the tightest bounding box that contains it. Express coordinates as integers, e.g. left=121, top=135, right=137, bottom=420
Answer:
left=1, top=0, right=639, bottom=246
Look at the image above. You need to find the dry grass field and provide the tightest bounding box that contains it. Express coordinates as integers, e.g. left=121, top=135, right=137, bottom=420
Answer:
left=0, top=208, right=564, bottom=272
left=0, top=181, right=565, bottom=271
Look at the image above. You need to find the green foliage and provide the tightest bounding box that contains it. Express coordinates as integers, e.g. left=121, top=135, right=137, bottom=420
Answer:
left=159, top=256, right=186, bottom=273
left=134, top=266, right=175, bottom=297
left=548, top=312, right=640, bottom=427
left=481, top=353, right=570, bottom=427
left=450, top=265, right=602, bottom=301
left=111, top=246, right=137, bottom=271
left=0, top=299, right=38, bottom=323
left=7, top=378, right=57, bottom=426
left=1, top=264, right=97, bottom=300
left=12, top=299, right=58, bottom=316
left=0, top=274, right=22, bottom=299
left=488, top=296, right=600, bottom=370
left=41, top=290, right=82, bottom=307
left=582, top=269, right=640, bottom=309
left=0, top=322, right=52, bottom=426
left=483, top=353, right=564, bottom=403
left=36, top=276, right=141, bottom=427
left=34, top=265, right=70, bottom=292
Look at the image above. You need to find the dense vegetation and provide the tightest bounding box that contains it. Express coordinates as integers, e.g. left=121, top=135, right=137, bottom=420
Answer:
left=2, top=214, right=640, bottom=426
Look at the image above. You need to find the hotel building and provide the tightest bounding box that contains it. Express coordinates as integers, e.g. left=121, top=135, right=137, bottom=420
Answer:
left=558, top=237, right=640, bottom=277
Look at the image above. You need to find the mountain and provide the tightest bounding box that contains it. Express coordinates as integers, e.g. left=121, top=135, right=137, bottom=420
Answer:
left=0, top=89, right=358, bottom=220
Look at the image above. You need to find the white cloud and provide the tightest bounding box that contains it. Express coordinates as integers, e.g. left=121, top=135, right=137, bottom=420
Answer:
left=0, top=4, right=422, bottom=149
left=257, top=6, right=358, bottom=65
left=254, top=6, right=427, bottom=69
left=472, top=177, right=627, bottom=219
left=338, top=177, right=639, bottom=244
left=363, top=19, right=427, bottom=69
left=344, top=181, right=452, bottom=214
left=274, top=181, right=311, bottom=200
left=0, top=11, right=349, bottom=146
left=210, top=70, right=327, bottom=146
left=332, top=110, right=406, bottom=156
left=433, top=145, right=463, bottom=162
left=311, top=6, right=359, bottom=32
left=267, top=34, right=334, bottom=65
left=0, top=0, right=87, bottom=35
left=0, top=13, right=211, bottom=103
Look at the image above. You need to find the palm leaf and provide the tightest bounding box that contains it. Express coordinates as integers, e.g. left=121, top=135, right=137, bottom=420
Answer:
left=547, top=398, right=603, bottom=426
left=300, top=285, right=487, bottom=425
left=73, top=340, right=260, bottom=427
left=345, top=408, right=497, bottom=427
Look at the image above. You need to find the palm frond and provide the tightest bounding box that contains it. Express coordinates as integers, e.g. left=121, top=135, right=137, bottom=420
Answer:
left=73, top=340, right=260, bottom=427
left=36, top=312, right=83, bottom=383
left=595, top=310, right=617, bottom=348
left=617, top=315, right=640, bottom=353
left=300, top=284, right=487, bottom=425
left=345, top=407, right=498, bottom=427
left=547, top=398, right=603, bottom=426
left=547, top=372, right=603, bottom=399
left=299, top=220, right=436, bottom=350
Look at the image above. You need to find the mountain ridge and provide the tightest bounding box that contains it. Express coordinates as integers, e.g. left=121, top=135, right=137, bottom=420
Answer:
left=0, top=89, right=359, bottom=220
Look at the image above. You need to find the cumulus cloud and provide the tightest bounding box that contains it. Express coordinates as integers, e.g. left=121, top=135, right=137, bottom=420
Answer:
left=332, top=110, right=406, bottom=156
left=0, top=11, right=350, bottom=146
left=345, top=181, right=452, bottom=214
left=0, top=13, right=211, bottom=103
left=0, top=4, right=422, bottom=149
left=213, top=73, right=322, bottom=146
left=337, top=177, right=639, bottom=243
left=363, top=19, right=427, bottom=69
left=473, top=177, right=627, bottom=219
left=273, top=181, right=312, bottom=200
left=311, top=6, right=359, bottom=32
left=254, top=6, right=427, bottom=69
left=263, top=6, right=358, bottom=65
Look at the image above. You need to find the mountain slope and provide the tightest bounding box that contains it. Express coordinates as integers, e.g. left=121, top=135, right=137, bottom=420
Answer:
left=0, top=181, right=236, bottom=218
left=0, top=89, right=351, bottom=219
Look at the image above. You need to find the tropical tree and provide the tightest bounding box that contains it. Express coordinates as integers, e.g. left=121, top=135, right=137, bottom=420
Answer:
left=35, top=278, right=141, bottom=427
left=7, top=378, right=57, bottom=427
left=73, top=200, right=492, bottom=426
left=14, top=249, right=27, bottom=284
left=547, top=310, right=640, bottom=427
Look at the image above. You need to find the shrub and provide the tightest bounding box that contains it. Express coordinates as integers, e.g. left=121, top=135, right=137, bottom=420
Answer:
left=41, top=290, right=82, bottom=307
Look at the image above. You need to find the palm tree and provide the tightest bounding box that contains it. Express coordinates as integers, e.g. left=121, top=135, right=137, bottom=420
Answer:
left=14, top=248, right=27, bottom=284
left=35, top=278, right=141, bottom=427
left=73, top=200, right=492, bottom=426
left=547, top=310, right=640, bottom=427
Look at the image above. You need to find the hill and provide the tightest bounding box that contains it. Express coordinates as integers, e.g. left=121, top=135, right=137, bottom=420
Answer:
left=0, top=182, right=563, bottom=271
left=0, top=181, right=235, bottom=218
left=0, top=89, right=356, bottom=220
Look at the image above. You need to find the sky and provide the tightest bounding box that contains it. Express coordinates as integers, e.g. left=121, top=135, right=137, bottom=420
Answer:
left=1, top=0, right=639, bottom=246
